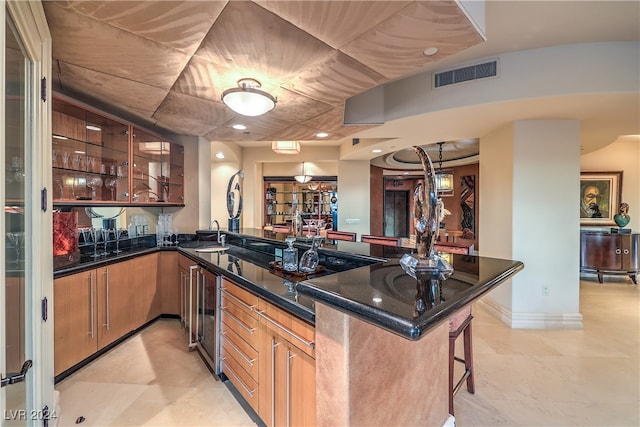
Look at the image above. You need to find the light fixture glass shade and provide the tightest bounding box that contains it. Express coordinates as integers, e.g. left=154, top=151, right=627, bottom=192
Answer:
left=294, top=162, right=312, bottom=183
left=272, top=140, right=300, bottom=154
left=222, top=78, right=276, bottom=117
left=436, top=173, right=454, bottom=192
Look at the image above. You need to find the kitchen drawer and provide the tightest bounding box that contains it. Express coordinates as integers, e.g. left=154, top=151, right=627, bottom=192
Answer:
left=221, top=299, right=259, bottom=349
left=221, top=279, right=258, bottom=311
left=258, top=299, right=315, bottom=358
left=221, top=326, right=259, bottom=380
left=222, top=347, right=258, bottom=410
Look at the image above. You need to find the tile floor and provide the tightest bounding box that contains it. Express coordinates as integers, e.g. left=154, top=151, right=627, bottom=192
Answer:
left=55, top=278, right=639, bottom=426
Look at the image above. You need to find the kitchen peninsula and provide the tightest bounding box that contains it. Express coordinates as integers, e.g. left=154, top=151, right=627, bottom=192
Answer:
left=53, top=228, right=523, bottom=426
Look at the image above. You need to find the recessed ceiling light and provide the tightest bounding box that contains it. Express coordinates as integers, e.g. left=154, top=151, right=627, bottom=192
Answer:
left=232, top=124, right=247, bottom=130
left=215, top=152, right=225, bottom=159
left=372, top=297, right=382, bottom=304
left=423, top=47, right=439, bottom=56
left=86, top=125, right=101, bottom=131
left=316, top=132, right=329, bottom=138
left=372, top=149, right=382, bottom=153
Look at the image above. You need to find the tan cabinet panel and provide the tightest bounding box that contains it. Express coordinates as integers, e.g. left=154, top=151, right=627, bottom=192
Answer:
left=54, top=270, right=98, bottom=376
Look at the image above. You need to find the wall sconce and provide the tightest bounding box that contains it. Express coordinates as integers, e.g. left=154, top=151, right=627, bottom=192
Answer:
left=294, top=162, right=312, bottom=183
left=436, top=142, right=454, bottom=196
left=272, top=140, right=300, bottom=154
left=222, top=78, right=276, bottom=117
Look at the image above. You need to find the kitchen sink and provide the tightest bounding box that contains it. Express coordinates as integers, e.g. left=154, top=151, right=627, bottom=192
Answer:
left=195, top=246, right=229, bottom=253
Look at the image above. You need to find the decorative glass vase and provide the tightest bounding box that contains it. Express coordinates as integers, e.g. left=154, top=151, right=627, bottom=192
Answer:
left=283, top=236, right=298, bottom=272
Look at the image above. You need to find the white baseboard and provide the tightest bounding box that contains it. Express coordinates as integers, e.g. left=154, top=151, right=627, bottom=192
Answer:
left=479, top=298, right=583, bottom=329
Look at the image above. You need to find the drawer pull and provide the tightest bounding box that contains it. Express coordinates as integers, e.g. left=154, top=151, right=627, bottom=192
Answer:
left=256, top=310, right=315, bottom=349
left=221, top=288, right=256, bottom=311
left=221, top=308, right=256, bottom=334
left=222, top=335, right=256, bottom=366
left=222, top=359, right=255, bottom=398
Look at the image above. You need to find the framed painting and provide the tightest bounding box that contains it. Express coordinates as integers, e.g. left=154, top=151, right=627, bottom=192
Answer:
left=580, top=171, right=623, bottom=226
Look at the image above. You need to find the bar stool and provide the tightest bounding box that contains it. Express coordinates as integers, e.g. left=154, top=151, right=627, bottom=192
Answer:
left=448, top=306, right=475, bottom=415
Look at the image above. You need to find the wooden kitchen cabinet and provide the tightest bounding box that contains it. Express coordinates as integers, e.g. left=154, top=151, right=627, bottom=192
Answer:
left=158, top=251, right=180, bottom=315
left=54, top=254, right=163, bottom=376
left=258, top=299, right=316, bottom=427
left=54, top=270, right=98, bottom=376
left=130, top=252, right=161, bottom=326
left=220, top=279, right=260, bottom=412
left=580, top=232, right=639, bottom=284
left=52, top=96, right=184, bottom=207
left=96, top=260, right=138, bottom=349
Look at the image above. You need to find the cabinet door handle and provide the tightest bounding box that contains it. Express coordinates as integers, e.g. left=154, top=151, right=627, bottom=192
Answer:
left=105, top=268, right=110, bottom=330
left=221, top=308, right=255, bottom=334
left=222, top=333, right=256, bottom=366
left=623, top=249, right=630, bottom=255
left=256, top=310, right=315, bottom=349
left=188, top=265, right=199, bottom=348
left=221, top=289, right=256, bottom=311
left=221, top=358, right=255, bottom=398
left=271, top=337, right=281, bottom=427
left=286, top=348, right=294, bottom=427
left=89, top=271, right=94, bottom=338
left=615, top=249, right=622, bottom=254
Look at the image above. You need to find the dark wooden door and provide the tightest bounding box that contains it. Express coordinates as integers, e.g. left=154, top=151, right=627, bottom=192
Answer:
left=384, top=190, right=409, bottom=237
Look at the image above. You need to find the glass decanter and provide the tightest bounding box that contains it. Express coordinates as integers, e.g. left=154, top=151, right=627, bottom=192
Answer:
left=299, top=236, right=322, bottom=273
left=283, top=236, right=298, bottom=272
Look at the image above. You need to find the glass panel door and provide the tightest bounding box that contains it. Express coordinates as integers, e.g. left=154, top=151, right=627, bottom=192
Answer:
left=3, top=11, right=28, bottom=426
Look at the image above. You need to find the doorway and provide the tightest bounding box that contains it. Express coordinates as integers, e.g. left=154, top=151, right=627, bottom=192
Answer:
left=384, top=190, right=409, bottom=237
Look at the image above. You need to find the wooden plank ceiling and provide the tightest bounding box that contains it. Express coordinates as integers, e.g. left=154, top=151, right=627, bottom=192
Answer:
left=44, top=1, right=484, bottom=143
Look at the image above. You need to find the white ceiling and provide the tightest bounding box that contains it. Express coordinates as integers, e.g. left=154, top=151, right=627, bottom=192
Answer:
left=44, top=1, right=640, bottom=164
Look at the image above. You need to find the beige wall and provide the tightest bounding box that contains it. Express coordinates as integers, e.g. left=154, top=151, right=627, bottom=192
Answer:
left=580, top=136, right=640, bottom=231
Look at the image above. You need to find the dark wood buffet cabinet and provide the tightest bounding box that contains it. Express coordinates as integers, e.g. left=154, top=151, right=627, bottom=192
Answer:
left=580, top=231, right=639, bottom=284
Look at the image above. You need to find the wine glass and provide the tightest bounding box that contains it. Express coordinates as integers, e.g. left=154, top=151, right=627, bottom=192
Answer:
left=101, top=229, right=110, bottom=256
left=303, top=218, right=315, bottom=238
left=113, top=229, right=124, bottom=253
left=90, top=228, right=100, bottom=258
left=87, top=176, right=103, bottom=199
left=105, top=177, right=117, bottom=201
left=7, top=232, right=25, bottom=265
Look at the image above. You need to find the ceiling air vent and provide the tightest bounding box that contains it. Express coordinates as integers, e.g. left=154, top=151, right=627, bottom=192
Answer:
left=434, top=60, right=497, bottom=88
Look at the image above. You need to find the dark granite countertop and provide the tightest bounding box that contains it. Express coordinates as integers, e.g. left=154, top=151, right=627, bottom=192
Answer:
left=53, top=228, right=523, bottom=339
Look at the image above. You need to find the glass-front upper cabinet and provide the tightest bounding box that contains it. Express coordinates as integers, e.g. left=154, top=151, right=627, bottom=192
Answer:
left=132, top=128, right=184, bottom=204
left=51, top=97, right=185, bottom=206
left=52, top=98, right=129, bottom=203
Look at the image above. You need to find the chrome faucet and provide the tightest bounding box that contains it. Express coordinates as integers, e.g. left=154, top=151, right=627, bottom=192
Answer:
left=209, top=219, right=221, bottom=243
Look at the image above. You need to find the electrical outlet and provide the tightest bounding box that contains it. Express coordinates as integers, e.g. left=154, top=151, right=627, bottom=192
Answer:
left=541, top=285, right=550, bottom=296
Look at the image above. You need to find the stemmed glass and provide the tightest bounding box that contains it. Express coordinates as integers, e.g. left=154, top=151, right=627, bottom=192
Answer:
left=303, top=218, right=315, bottom=238
left=105, top=178, right=117, bottom=201
left=101, top=229, right=110, bottom=256
left=87, top=176, right=103, bottom=199
left=7, top=232, right=25, bottom=265
left=113, top=229, right=124, bottom=254
left=90, top=228, right=100, bottom=258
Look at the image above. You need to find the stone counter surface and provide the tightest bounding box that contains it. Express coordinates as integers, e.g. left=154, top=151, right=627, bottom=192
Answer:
left=54, top=228, right=523, bottom=340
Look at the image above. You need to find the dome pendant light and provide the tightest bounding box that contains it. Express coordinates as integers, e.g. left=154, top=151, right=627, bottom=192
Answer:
left=221, top=78, right=277, bottom=117
left=294, top=162, right=312, bottom=184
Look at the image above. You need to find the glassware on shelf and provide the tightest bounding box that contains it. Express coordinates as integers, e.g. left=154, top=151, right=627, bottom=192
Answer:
left=87, top=176, right=103, bottom=199
left=7, top=232, right=25, bottom=265
left=105, top=177, right=117, bottom=200
left=61, top=151, right=70, bottom=169
left=283, top=236, right=298, bottom=272
left=299, top=236, right=322, bottom=273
